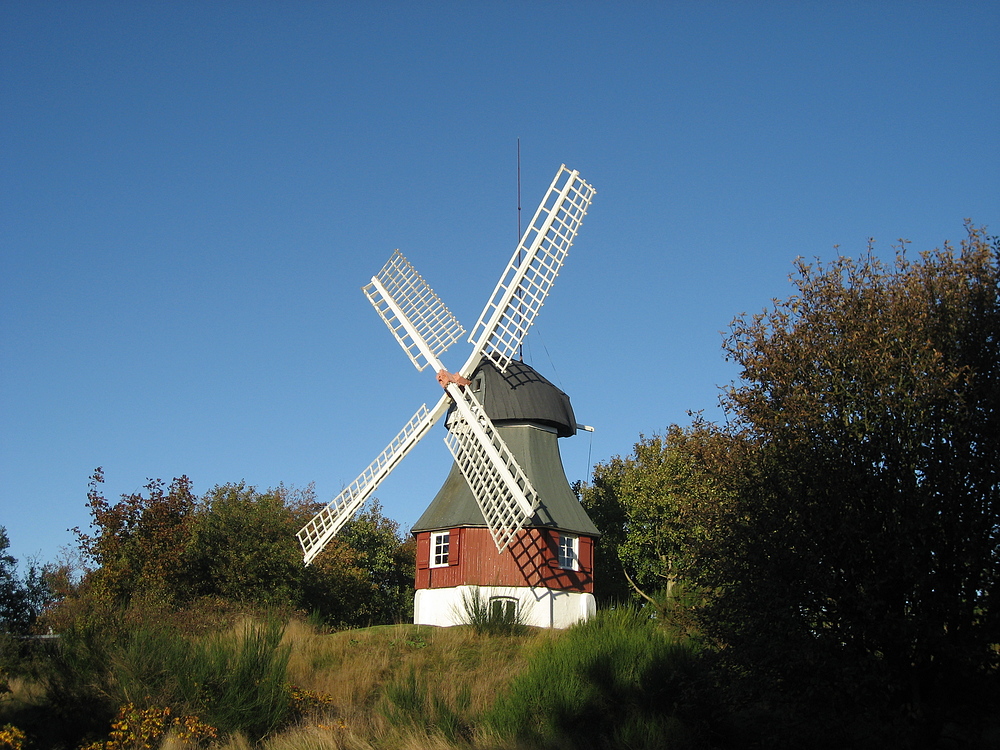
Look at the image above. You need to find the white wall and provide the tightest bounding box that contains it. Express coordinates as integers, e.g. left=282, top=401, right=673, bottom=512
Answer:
left=413, top=585, right=596, bottom=629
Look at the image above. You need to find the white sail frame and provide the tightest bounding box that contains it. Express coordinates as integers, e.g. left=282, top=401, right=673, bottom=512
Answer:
left=466, top=165, right=596, bottom=374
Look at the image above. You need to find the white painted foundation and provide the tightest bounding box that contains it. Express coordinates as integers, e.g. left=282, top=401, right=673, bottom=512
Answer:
left=413, top=586, right=596, bottom=629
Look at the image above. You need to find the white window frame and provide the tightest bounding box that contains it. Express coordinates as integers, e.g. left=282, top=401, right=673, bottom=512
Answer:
left=558, top=533, right=579, bottom=571
left=430, top=531, right=450, bottom=568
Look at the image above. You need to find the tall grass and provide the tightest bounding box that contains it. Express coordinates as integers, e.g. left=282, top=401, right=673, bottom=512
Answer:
left=22, top=610, right=725, bottom=749
left=281, top=622, right=546, bottom=748
left=109, top=617, right=292, bottom=741
left=380, top=667, right=472, bottom=743
left=487, top=608, right=717, bottom=750
left=185, top=619, right=291, bottom=739
left=457, top=587, right=528, bottom=637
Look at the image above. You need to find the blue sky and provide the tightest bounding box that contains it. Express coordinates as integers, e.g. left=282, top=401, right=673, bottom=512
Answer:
left=2, top=2, right=998, bottom=565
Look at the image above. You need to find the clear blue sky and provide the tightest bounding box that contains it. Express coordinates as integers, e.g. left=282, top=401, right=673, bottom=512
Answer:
left=2, top=2, right=998, bottom=566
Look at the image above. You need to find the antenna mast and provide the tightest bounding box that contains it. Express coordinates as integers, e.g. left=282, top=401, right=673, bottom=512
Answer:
left=517, top=139, right=523, bottom=361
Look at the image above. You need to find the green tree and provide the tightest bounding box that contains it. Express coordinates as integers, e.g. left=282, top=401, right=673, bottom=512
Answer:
left=699, top=223, right=1000, bottom=743
left=0, top=528, right=24, bottom=632
left=302, top=502, right=415, bottom=627
left=0, top=527, right=37, bottom=635
left=339, top=502, right=415, bottom=623
left=61, top=470, right=416, bottom=629
left=581, top=421, right=742, bottom=621
left=186, top=482, right=310, bottom=607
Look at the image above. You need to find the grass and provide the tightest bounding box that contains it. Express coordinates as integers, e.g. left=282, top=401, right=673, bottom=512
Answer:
left=456, top=587, right=529, bottom=637
left=280, top=619, right=549, bottom=748
left=487, top=608, right=716, bottom=750
left=3, top=610, right=716, bottom=749
left=105, top=616, right=292, bottom=740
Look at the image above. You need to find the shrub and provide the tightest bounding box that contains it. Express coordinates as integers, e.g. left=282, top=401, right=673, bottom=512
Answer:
left=79, top=704, right=217, bottom=750
left=487, top=608, right=718, bottom=749
left=0, top=725, right=26, bottom=750
left=154, top=619, right=291, bottom=740
left=380, top=667, right=472, bottom=744
left=100, top=617, right=292, bottom=741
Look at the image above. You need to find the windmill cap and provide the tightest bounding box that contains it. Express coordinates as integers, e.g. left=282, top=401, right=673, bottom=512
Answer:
left=450, top=357, right=577, bottom=438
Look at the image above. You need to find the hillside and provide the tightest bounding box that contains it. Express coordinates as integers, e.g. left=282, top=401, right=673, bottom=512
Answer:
left=281, top=620, right=551, bottom=748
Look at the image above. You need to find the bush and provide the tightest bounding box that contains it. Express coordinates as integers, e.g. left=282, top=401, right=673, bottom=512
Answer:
left=380, top=667, right=472, bottom=744
left=487, top=608, right=718, bottom=749
left=44, top=613, right=292, bottom=745
left=185, top=619, right=291, bottom=739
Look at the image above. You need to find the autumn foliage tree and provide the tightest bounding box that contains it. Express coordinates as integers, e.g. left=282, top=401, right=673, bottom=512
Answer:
left=61, top=470, right=415, bottom=629
left=73, top=469, right=197, bottom=611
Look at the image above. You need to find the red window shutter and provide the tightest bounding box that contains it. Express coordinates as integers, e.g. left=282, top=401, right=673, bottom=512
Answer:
left=579, top=535, right=594, bottom=571
left=448, top=528, right=461, bottom=566
left=549, top=530, right=562, bottom=568
left=416, top=533, right=430, bottom=570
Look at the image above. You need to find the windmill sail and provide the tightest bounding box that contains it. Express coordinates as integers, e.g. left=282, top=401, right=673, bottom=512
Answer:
left=444, top=385, right=540, bottom=552
left=297, top=396, right=449, bottom=565
left=364, top=251, right=465, bottom=372
left=363, top=260, right=542, bottom=552
left=296, top=165, right=594, bottom=563
left=466, top=165, right=596, bottom=374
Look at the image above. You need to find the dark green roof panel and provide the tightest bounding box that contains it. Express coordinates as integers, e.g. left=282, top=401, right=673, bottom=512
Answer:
left=469, top=359, right=577, bottom=438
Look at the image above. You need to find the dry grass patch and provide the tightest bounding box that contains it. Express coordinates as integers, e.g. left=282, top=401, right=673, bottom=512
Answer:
left=0, top=675, right=46, bottom=711
left=279, top=620, right=557, bottom=748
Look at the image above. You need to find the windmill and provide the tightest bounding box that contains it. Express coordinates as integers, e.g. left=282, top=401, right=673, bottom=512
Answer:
left=297, top=165, right=599, bottom=627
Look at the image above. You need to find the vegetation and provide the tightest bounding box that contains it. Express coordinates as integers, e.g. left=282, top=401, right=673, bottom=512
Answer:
left=105, top=618, right=292, bottom=739
left=3, top=224, right=998, bottom=748
left=0, top=528, right=52, bottom=637
left=53, top=473, right=414, bottom=632
left=583, top=223, right=1000, bottom=747
left=1, top=476, right=417, bottom=747
left=457, top=587, right=528, bottom=636
left=3, top=610, right=732, bottom=750
left=488, top=608, right=717, bottom=750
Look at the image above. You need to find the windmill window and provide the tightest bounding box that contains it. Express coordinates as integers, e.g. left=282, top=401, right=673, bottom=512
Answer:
left=489, top=596, right=517, bottom=620
left=430, top=531, right=450, bottom=568
left=558, top=533, right=579, bottom=571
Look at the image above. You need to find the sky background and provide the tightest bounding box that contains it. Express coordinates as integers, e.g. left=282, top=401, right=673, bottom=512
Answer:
left=2, top=2, right=998, bottom=566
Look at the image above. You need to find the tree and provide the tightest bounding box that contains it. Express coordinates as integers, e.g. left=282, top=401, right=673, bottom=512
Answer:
left=301, top=501, right=415, bottom=627
left=697, top=223, right=1000, bottom=741
left=187, top=486, right=414, bottom=625
left=581, top=420, right=743, bottom=620
left=1, top=527, right=53, bottom=636
left=60, top=470, right=416, bottom=629
left=186, top=482, right=310, bottom=607
left=72, top=468, right=197, bottom=610
left=0, top=528, right=27, bottom=634
left=338, top=502, right=415, bottom=623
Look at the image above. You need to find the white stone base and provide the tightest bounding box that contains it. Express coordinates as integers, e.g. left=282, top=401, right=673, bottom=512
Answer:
left=413, top=586, right=596, bottom=629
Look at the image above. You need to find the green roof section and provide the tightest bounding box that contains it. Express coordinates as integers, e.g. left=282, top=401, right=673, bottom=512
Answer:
left=412, top=423, right=600, bottom=535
